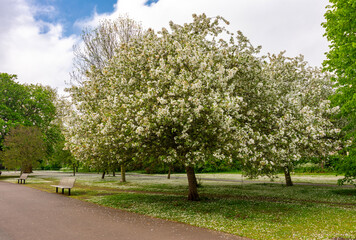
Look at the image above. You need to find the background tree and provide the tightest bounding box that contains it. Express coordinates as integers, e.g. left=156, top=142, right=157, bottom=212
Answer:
left=322, top=0, right=356, bottom=185
left=26, top=84, right=61, bottom=162
left=52, top=97, right=78, bottom=174
left=64, top=16, right=143, bottom=181
left=0, top=73, right=61, bottom=171
left=0, top=73, right=29, bottom=150
left=71, top=15, right=143, bottom=85
left=1, top=125, right=45, bottom=174
left=243, top=53, right=343, bottom=186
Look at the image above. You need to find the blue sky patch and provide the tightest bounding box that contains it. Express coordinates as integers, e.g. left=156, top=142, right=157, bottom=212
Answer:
left=33, top=0, right=117, bottom=36
left=145, top=0, right=159, bottom=6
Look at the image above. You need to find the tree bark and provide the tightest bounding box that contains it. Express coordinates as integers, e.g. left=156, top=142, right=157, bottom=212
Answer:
left=101, top=171, right=106, bottom=179
left=121, top=165, right=126, bottom=182
left=167, top=166, right=171, bottom=179
left=113, top=171, right=116, bottom=177
left=284, top=166, right=293, bottom=186
left=320, top=156, right=325, bottom=170
left=186, top=166, right=200, bottom=201
left=23, top=165, right=32, bottom=173
left=73, top=164, right=76, bottom=176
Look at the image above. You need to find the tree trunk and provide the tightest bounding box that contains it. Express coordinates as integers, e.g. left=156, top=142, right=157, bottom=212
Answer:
left=320, top=156, right=325, bottom=170
left=121, top=165, right=126, bottom=182
left=284, top=166, right=293, bottom=186
left=167, top=166, right=171, bottom=179
left=73, top=164, right=76, bottom=176
left=101, top=171, right=106, bottom=179
left=186, top=166, right=200, bottom=201
left=23, top=165, right=32, bottom=173
left=113, top=171, right=116, bottom=177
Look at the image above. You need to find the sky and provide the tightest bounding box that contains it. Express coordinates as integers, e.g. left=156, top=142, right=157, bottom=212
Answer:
left=0, top=0, right=330, bottom=95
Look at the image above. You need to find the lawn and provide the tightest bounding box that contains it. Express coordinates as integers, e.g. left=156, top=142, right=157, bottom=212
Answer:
left=1, top=171, right=355, bottom=240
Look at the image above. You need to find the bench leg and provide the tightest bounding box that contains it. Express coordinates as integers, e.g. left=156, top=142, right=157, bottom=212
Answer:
left=23, top=180, right=25, bottom=184
left=68, top=189, right=71, bottom=196
left=62, top=188, right=64, bottom=194
left=56, top=187, right=58, bottom=193
left=18, top=179, right=19, bottom=184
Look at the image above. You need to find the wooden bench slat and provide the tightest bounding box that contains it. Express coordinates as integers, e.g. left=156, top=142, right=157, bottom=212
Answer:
left=17, top=173, right=29, bottom=184
left=51, top=177, right=76, bottom=195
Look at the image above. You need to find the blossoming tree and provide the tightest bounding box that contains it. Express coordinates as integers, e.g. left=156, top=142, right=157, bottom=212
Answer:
left=64, top=16, right=142, bottom=180
left=241, top=53, right=343, bottom=186
left=64, top=13, right=344, bottom=199
left=86, top=14, right=267, bottom=200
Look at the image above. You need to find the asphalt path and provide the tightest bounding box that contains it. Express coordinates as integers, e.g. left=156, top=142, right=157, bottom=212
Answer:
left=0, top=181, right=249, bottom=240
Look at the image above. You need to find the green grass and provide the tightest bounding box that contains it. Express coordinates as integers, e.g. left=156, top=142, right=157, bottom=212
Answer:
left=1, top=171, right=355, bottom=239
left=90, top=192, right=355, bottom=240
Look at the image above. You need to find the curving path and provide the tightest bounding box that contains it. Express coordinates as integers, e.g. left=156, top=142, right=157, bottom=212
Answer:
left=0, top=181, right=249, bottom=240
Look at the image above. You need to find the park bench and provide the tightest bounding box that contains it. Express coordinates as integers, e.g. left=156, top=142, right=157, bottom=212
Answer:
left=51, top=177, right=76, bottom=196
left=17, top=173, right=29, bottom=184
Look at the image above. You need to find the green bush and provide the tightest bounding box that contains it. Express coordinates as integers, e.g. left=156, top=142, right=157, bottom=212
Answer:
left=195, top=158, right=241, bottom=173
left=294, top=162, right=334, bottom=173
left=334, top=156, right=356, bottom=186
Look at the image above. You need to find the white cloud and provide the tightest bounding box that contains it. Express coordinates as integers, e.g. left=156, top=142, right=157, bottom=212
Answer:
left=0, top=0, right=330, bottom=95
left=83, top=0, right=330, bottom=67
left=0, top=0, right=77, bottom=95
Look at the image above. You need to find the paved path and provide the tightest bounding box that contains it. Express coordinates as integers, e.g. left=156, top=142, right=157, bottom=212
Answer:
left=0, top=181, right=248, bottom=240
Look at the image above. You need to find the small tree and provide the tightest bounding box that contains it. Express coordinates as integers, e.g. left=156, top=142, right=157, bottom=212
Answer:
left=1, top=125, right=45, bottom=173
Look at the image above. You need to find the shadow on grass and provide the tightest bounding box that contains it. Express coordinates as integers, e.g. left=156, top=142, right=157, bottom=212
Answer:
left=92, top=192, right=299, bottom=220
left=332, top=189, right=356, bottom=196
left=0, top=175, right=18, bottom=180
left=87, top=192, right=356, bottom=239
